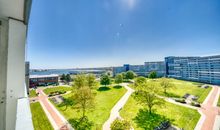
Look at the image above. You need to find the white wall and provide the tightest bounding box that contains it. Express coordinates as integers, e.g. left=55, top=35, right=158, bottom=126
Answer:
left=4, top=18, right=27, bottom=130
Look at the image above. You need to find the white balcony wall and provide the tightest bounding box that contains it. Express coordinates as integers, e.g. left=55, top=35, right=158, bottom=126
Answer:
left=0, top=18, right=31, bottom=130
left=5, top=18, right=27, bottom=130
left=0, top=18, right=8, bottom=130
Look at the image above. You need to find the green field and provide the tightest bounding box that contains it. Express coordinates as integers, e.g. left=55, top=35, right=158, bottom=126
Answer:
left=138, top=78, right=211, bottom=103
left=30, top=102, right=53, bottom=130
left=120, top=96, right=200, bottom=130
left=29, top=89, right=37, bottom=98
left=52, top=86, right=127, bottom=130
left=43, top=86, right=72, bottom=95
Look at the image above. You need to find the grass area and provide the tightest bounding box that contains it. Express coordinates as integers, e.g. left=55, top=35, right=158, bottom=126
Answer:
left=52, top=85, right=127, bottom=130
left=120, top=96, right=200, bottom=130
left=43, top=86, right=72, bottom=95
left=29, top=89, right=37, bottom=98
left=134, top=78, right=211, bottom=103
left=30, top=102, right=53, bottom=130
left=217, top=95, right=220, bottom=107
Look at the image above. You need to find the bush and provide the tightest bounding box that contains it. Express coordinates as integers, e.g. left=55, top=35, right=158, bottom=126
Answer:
left=110, top=118, right=131, bottom=130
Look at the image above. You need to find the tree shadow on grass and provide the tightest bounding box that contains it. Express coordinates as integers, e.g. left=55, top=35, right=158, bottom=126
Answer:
left=57, top=97, right=75, bottom=111
left=133, top=109, right=173, bottom=130
left=68, top=116, right=93, bottom=130
left=113, top=85, right=122, bottom=89
left=97, top=87, right=111, bottom=91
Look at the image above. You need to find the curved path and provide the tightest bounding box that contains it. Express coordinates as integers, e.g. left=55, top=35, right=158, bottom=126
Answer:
left=102, top=83, right=134, bottom=130
left=36, top=88, right=71, bottom=130
left=102, top=83, right=220, bottom=130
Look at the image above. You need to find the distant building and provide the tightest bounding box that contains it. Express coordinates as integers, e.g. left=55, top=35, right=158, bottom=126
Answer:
left=144, top=61, right=166, bottom=77
left=29, top=74, right=59, bottom=87
left=113, top=61, right=166, bottom=77
left=165, top=55, right=220, bottom=85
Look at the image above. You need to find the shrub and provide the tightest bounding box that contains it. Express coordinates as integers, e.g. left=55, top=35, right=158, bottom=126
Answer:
left=111, top=118, right=131, bottom=130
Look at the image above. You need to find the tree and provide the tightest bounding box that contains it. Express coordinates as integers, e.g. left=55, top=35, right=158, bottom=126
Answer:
left=86, top=74, right=97, bottom=89
left=66, top=74, right=72, bottom=83
left=73, top=86, right=95, bottom=117
left=125, top=71, right=135, bottom=80
left=133, top=76, right=146, bottom=90
left=110, top=118, right=131, bottom=130
left=121, top=72, right=126, bottom=79
left=160, top=78, right=174, bottom=94
left=148, top=71, right=157, bottom=79
left=61, top=74, right=66, bottom=81
left=71, top=74, right=95, bottom=129
left=100, top=74, right=111, bottom=87
left=115, top=74, right=123, bottom=84
left=134, top=83, right=164, bottom=114
left=73, top=74, right=87, bottom=89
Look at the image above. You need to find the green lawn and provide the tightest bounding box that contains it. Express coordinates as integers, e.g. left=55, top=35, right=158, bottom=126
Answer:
left=30, top=102, right=53, bottom=130
left=43, top=86, right=72, bottom=95
left=138, top=78, right=211, bottom=103
left=217, top=95, right=220, bottom=107
left=29, top=89, right=37, bottom=98
left=120, top=96, right=200, bottom=130
left=52, top=85, right=127, bottom=130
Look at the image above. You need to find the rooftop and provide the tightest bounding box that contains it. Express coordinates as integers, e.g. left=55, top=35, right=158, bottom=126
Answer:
left=30, top=74, right=59, bottom=79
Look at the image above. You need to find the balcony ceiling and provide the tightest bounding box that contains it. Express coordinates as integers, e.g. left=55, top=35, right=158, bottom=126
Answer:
left=0, top=0, right=32, bottom=24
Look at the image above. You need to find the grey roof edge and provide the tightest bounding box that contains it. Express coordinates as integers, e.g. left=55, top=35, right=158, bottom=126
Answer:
left=24, top=0, right=32, bottom=25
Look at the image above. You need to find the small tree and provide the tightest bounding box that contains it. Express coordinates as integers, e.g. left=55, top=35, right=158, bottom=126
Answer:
left=86, top=74, right=97, bottom=89
left=133, top=76, right=146, bottom=90
left=61, top=74, right=66, bottom=81
left=148, top=71, right=157, bottom=79
left=110, top=118, right=131, bottom=130
left=160, top=78, right=174, bottom=94
left=100, top=74, right=111, bottom=87
left=73, top=74, right=87, bottom=89
left=115, top=74, right=123, bottom=84
left=125, top=71, right=135, bottom=80
left=71, top=74, right=95, bottom=129
left=73, top=86, right=95, bottom=117
left=134, top=83, right=164, bottom=114
left=66, top=74, right=72, bottom=83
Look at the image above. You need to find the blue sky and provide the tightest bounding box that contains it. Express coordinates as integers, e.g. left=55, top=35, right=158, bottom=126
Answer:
left=27, top=0, right=220, bottom=69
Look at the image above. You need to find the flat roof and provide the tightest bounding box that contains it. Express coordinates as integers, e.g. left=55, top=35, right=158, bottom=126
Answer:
left=30, top=74, right=59, bottom=79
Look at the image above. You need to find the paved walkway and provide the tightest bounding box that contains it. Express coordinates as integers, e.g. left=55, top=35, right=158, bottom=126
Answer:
left=102, top=83, right=135, bottom=130
left=164, top=97, right=198, bottom=110
left=198, top=86, right=220, bottom=130
left=36, top=88, right=71, bottom=130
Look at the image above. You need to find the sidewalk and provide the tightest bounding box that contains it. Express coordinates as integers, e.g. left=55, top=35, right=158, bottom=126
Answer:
left=36, top=88, right=71, bottom=130
left=102, top=83, right=134, bottom=130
